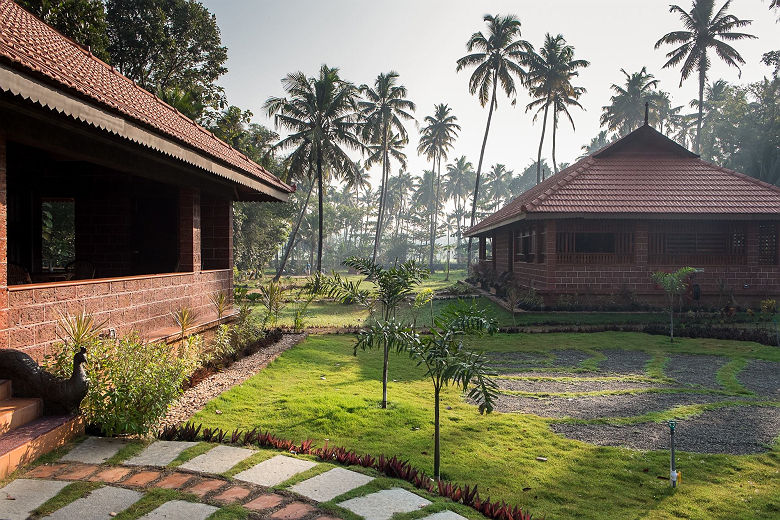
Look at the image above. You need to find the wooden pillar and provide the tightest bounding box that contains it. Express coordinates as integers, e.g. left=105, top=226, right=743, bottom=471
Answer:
left=178, top=187, right=201, bottom=272
left=0, top=134, right=8, bottom=347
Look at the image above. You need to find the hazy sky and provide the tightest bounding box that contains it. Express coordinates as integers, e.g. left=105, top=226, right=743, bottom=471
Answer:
left=202, top=0, right=778, bottom=187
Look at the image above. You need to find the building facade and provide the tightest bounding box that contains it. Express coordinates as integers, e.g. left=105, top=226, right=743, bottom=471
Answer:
left=466, top=125, right=780, bottom=306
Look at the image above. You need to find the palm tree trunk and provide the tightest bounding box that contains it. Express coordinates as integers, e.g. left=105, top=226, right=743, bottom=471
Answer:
left=467, top=72, right=498, bottom=266
left=433, top=383, right=441, bottom=479
left=552, top=107, right=559, bottom=174
left=381, top=343, right=389, bottom=409
left=536, top=92, right=551, bottom=184
left=695, top=65, right=706, bottom=155
left=316, top=149, right=324, bottom=273
left=274, top=181, right=314, bottom=281
left=372, top=131, right=389, bottom=263
left=428, top=153, right=438, bottom=272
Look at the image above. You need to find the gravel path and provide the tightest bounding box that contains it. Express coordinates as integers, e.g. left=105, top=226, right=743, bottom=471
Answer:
left=599, top=350, right=651, bottom=375
left=737, top=360, right=780, bottom=398
left=550, top=405, right=780, bottom=454
left=496, top=378, right=668, bottom=394
left=158, top=333, right=306, bottom=429
left=485, top=349, right=591, bottom=370
left=665, top=354, right=728, bottom=388
left=493, top=391, right=733, bottom=418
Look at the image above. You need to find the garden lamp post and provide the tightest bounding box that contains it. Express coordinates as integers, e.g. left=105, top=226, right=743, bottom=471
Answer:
left=669, top=420, right=678, bottom=488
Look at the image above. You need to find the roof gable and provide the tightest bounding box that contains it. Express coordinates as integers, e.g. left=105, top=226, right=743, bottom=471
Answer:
left=466, top=125, right=780, bottom=236
left=0, top=0, right=291, bottom=196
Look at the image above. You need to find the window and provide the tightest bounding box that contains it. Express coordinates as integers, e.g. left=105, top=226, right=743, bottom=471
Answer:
left=649, top=223, right=747, bottom=264
left=41, top=198, right=75, bottom=271
left=574, top=232, right=615, bottom=253
left=514, top=229, right=534, bottom=262
left=759, top=223, right=778, bottom=265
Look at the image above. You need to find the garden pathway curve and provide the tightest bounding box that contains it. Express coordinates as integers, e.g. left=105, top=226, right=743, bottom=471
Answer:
left=0, top=437, right=470, bottom=520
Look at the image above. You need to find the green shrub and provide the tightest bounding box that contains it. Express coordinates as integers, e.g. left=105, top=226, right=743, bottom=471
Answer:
left=44, top=333, right=199, bottom=436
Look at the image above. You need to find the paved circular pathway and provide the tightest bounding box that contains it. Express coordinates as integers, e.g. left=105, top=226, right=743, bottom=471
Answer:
left=1, top=437, right=470, bottom=520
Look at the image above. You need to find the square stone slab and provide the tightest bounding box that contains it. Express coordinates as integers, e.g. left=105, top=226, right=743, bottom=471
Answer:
left=0, top=479, right=69, bottom=520
left=179, top=445, right=255, bottom=474
left=234, top=455, right=316, bottom=487
left=289, top=467, right=373, bottom=502
left=125, top=441, right=199, bottom=467
left=61, top=437, right=128, bottom=464
left=338, top=488, right=431, bottom=520
left=138, top=500, right=219, bottom=520
left=45, top=486, right=143, bottom=519
left=420, top=511, right=468, bottom=520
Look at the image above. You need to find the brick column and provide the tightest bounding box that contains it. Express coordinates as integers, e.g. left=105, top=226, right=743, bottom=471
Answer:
left=635, top=220, right=648, bottom=266
left=201, top=196, right=233, bottom=271
left=0, top=135, right=8, bottom=348
left=479, top=236, right=486, bottom=260
left=544, top=220, right=556, bottom=291
left=178, top=187, right=201, bottom=272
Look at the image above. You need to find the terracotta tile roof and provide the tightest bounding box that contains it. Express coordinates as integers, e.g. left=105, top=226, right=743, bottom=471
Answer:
left=467, top=125, right=780, bottom=235
left=0, top=0, right=291, bottom=194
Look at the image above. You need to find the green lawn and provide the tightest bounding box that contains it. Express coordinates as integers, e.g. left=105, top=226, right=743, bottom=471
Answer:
left=192, top=332, right=780, bottom=519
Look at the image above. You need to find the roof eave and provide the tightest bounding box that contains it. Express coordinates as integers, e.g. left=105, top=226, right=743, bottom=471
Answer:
left=0, top=63, right=289, bottom=201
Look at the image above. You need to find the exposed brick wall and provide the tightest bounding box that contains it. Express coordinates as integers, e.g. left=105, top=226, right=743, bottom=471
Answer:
left=76, top=193, right=133, bottom=277
left=0, top=134, right=8, bottom=348
left=484, top=218, right=780, bottom=305
left=6, top=269, right=231, bottom=362
left=178, top=188, right=201, bottom=272
left=493, top=231, right=512, bottom=273
left=201, top=195, right=232, bottom=270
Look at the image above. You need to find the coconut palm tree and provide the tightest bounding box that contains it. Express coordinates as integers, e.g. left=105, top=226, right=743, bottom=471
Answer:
left=265, top=65, right=364, bottom=273
left=483, top=164, right=514, bottom=210
left=418, top=104, right=460, bottom=271
left=550, top=85, right=586, bottom=174
left=655, top=0, right=755, bottom=153
left=600, top=67, right=661, bottom=136
left=456, top=13, right=531, bottom=265
left=525, top=33, right=589, bottom=182
left=359, top=72, right=416, bottom=263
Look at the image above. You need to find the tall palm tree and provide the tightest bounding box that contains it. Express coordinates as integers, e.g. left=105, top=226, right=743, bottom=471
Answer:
left=525, top=33, right=590, bottom=183
left=550, top=85, right=586, bottom=174
left=345, top=161, right=370, bottom=205
left=444, top=156, right=475, bottom=263
left=359, top=72, right=416, bottom=263
left=456, top=13, right=531, bottom=265
left=655, top=0, right=755, bottom=153
left=600, top=67, right=661, bottom=136
left=418, top=104, right=460, bottom=271
left=483, top=164, right=514, bottom=210
left=265, top=65, right=364, bottom=273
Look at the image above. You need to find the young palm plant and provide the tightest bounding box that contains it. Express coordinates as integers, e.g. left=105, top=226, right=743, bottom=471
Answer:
left=655, top=0, right=755, bottom=153
left=456, top=14, right=531, bottom=264
left=171, top=307, right=197, bottom=341
left=209, top=291, right=229, bottom=321
left=324, top=256, right=429, bottom=408
left=357, top=302, right=498, bottom=479
left=57, top=310, right=108, bottom=349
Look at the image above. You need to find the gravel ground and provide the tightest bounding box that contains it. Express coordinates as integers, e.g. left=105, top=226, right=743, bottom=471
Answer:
left=158, top=333, right=306, bottom=429
left=737, top=360, right=780, bottom=398
left=599, top=350, right=651, bottom=375
left=485, top=349, right=591, bottom=370
left=665, top=354, right=729, bottom=388
left=492, top=391, right=733, bottom=418
left=550, top=405, right=780, bottom=454
left=551, top=349, right=592, bottom=367
left=496, top=378, right=668, bottom=394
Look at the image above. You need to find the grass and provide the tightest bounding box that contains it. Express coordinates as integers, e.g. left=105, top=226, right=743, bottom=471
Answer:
left=191, top=332, right=780, bottom=520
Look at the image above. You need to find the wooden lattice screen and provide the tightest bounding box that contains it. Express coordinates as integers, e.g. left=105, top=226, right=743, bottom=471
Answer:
left=758, top=223, right=778, bottom=265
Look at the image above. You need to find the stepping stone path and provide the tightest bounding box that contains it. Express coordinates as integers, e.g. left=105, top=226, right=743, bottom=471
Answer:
left=179, top=444, right=255, bottom=474
left=290, top=467, right=374, bottom=501
left=420, top=511, right=469, bottom=520
left=234, top=454, right=317, bottom=486
left=5, top=436, right=469, bottom=520
left=45, top=486, right=143, bottom=519
left=60, top=437, right=128, bottom=464
left=338, top=488, right=431, bottom=520
left=125, top=440, right=199, bottom=466
left=0, top=479, right=68, bottom=520
left=139, top=499, right=219, bottom=519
